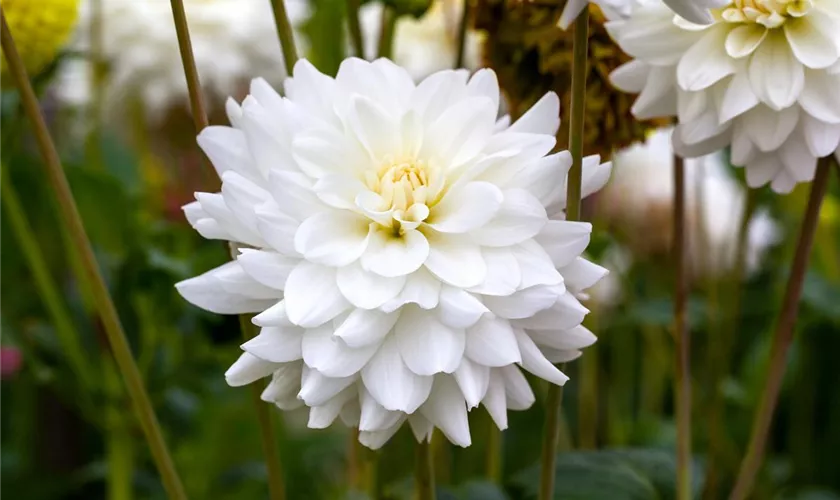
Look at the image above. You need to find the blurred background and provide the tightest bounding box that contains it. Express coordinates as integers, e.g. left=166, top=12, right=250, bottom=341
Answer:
left=1, top=0, right=839, bottom=499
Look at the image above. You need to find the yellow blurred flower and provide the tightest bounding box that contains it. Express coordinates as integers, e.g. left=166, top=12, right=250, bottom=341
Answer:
left=1, top=0, right=78, bottom=78
left=476, top=2, right=668, bottom=157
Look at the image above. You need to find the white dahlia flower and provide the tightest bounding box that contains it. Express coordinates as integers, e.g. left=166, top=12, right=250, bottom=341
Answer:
left=604, top=128, right=779, bottom=276
left=359, top=0, right=483, bottom=80
left=559, top=0, right=728, bottom=29
left=56, top=0, right=309, bottom=119
left=176, top=58, right=612, bottom=449
left=607, top=0, right=840, bottom=193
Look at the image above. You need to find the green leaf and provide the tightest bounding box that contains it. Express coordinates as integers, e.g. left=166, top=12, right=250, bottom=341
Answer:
left=513, top=449, right=704, bottom=500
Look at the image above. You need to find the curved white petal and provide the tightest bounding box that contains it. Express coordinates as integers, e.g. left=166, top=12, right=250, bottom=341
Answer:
left=464, top=315, right=521, bottom=367
left=396, top=307, right=466, bottom=376
left=284, top=262, right=350, bottom=327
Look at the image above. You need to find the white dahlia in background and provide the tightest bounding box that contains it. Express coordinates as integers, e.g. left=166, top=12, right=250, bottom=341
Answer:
left=176, top=58, right=612, bottom=449
left=558, top=0, right=728, bottom=29
left=359, top=0, right=483, bottom=80
left=607, top=0, right=840, bottom=193
left=55, top=0, right=309, bottom=119
left=602, top=128, right=779, bottom=276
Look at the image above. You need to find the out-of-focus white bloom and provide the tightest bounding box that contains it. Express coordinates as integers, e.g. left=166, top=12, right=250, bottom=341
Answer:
left=55, top=0, right=309, bottom=119
left=604, top=128, right=779, bottom=276
left=585, top=246, right=631, bottom=308
left=559, top=0, right=728, bottom=29
left=176, top=58, right=613, bottom=449
left=607, top=0, right=840, bottom=193
left=359, top=0, right=483, bottom=80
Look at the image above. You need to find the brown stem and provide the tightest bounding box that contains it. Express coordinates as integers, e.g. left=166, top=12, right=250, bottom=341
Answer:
left=673, top=155, right=692, bottom=500
left=455, top=0, right=472, bottom=69
left=415, top=438, right=435, bottom=500
left=539, top=10, right=589, bottom=500
left=729, top=158, right=832, bottom=500
left=346, top=0, right=365, bottom=58
left=268, top=0, right=300, bottom=74
left=377, top=5, right=396, bottom=59
left=169, top=0, right=209, bottom=133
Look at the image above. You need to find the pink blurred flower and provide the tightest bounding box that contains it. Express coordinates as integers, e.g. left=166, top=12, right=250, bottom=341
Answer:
left=1, top=347, right=23, bottom=379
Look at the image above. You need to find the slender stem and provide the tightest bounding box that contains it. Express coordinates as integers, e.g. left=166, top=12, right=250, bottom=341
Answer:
left=672, top=155, right=692, bottom=500
left=377, top=5, right=396, bottom=59
left=0, top=11, right=188, bottom=500
left=487, top=424, right=502, bottom=483
left=86, top=0, right=105, bottom=171
left=239, top=314, right=286, bottom=500
left=1, top=165, right=95, bottom=389
left=539, top=10, right=588, bottom=500
left=169, top=0, right=209, bottom=133
left=106, top=409, right=135, bottom=500
left=346, top=0, right=365, bottom=58
left=268, top=0, right=300, bottom=74
left=455, top=0, right=472, bottom=68
left=415, top=438, right=436, bottom=500
left=704, top=189, right=758, bottom=499
left=729, top=158, right=832, bottom=500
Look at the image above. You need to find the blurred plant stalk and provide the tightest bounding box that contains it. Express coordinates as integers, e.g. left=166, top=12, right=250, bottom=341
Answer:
left=539, top=8, right=589, bottom=500
left=269, top=0, right=299, bottom=73
left=377, top=5, right=397, bottom=59
left=455, top=0, right=472, bottom=68
left=730, top=158, right=834, bottom=500
left=346, top=0, right=365, bottom=58
left=167, top=1, right=292, bottom=498
left=0, top=9, right=189, bottom=500
left=415, top=439, right=435, bottom=500
left=672, top=155, right=692, bottom=500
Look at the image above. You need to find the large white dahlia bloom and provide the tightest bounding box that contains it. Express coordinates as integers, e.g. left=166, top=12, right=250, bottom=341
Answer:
left=607, top=0, right=840, bottom=193
left=559, top=0, right=728, bottom=29
left=176, top=58, right=612, bottom=449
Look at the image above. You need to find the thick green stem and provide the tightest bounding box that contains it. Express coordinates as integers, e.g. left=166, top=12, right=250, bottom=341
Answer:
left=415, top=438, right=435, bottom=500
left=106, top=409, right=135, bottom=500
left=1, top=165, right=94, bottom=389
left=455, top=0, right=472, bottom=69
left=346, top=0, right=365, bottom=58
left=269, top=0, right=300, bottom=74
left=238, top=314, right=287, bottom=500
left=487, top=424, right=502, bottom=483
left=377, top=5, right=396, bottom=59
left=673, top=155, right=692, bottom=500
left=730, top=158, right=832, bottom=500
left=1, top=11, right=188, bottom=500
left=539, top=10, right=588, bottom=500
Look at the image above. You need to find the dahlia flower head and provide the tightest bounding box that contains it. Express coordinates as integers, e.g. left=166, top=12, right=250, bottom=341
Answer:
left=176, top=58, right=612, bottom=449
left=606, top=0, right=840, bottom=193
left=559, top=0, right=729, bottom=29
left=56, top=0, right=308, bottom=119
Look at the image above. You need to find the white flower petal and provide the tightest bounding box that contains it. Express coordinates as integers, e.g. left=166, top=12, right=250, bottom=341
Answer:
left=359, top=389, right=403, bottom=432
left=284, top=262, right=350, bottom=328
left=802, top=115, right=840, bottom=157
left=362, top=335, right=433, bottom=413
left=302, top=324, right=379, bottom=378
left=437, top=286, right=489, bottom=329
left=176, top=261, right=278, bottom=314
left=380, top=268, right=442, bottom=312
left=241, top=325, right=304, bottom=363
left=255, top=201, right=300, bottom=256
left=225, top=352, right=278, bottom=387
left=515, top=292, right=590, bottom=331
left=465, top=315, right=521, bottom=367
left=361, top=228, right=430, bottom=278
left=484, top=284, right=565, bottom=320
left=253, top=301, right=293, bottom=327
left=470, top=189, right=548, bottom=247
left=335, top=308, right=400, bottom=348
left=423, top=232, right=486, bottom=288
left=559, top=257, right=609, bottom=293
left=427, top=182, right=503, bottom=233
left=677, top=24, right=735, bottom=91
left=528, top=325, right=598, bottom=351
left=749, top=31, right=804, bottom=110
left=337, top=262, right=406, bottom=309
left=408, top=414, right=434, bottom=443
left=298, top=369, right=357, bottom=406
left=197, top=126, right=260, bottom=181
left=500, top=365, right=534, bottom=410
left=784, top=15, right=839, bottom=70
left=420, top=375, right=472, bottom=447
left=261, top=362, right=304, bottom=410
left=535, top=221, right=592, bottom=268
left=397, top=307, right=465, bottom=376
left=308, top=387, right=356, bottom=429
left=359, top=418, right=405, bottom=450
left=295, top=212, right=372, bottom=267
left=508, top=92, right=560, bottom=135
left=515, top=328, right=569, bottom=386
left=453, top=357, right=490, bottom=409
left=468, top=247, right=521, bottom=297
left=483, top=370, right=508, bottom=429
left=512, top=240, right=564, bottom=289
left=237, top=249, right=298, bottom=291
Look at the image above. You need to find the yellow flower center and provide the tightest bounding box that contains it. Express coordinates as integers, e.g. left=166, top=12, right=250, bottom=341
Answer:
left=364, top=157, right=444, bottom=213
left=720, top=0, right=813, bottom=28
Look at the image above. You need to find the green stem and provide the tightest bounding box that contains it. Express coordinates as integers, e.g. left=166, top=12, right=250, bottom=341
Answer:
left=377, top=5, right=396, bottom=60
left=1, top=165, right=95, bottom=389
left=673, top=154, right=692, bottom=500
left=269, top=0, right=300, bottom=74
left=239, top=314, right=287, bottom=500
left=346, top=0, right=365, bottom=58
left=455, top=0, right=472, bottom=69
left=729, top=158, right=832, bottom=500
left=107, top=409, right=135, bottom=500
left=415, top=438, right=435, bottom=500
left=85, top=0, right=106, bottom=171
left=539, top=10, right=588, bottom=500
left=1, top=11, right=188, bottom=499
left=487, top=424, right=502, bottom=483
left=703, top=189, right=757, bottom=499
